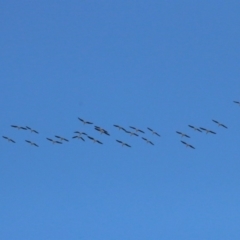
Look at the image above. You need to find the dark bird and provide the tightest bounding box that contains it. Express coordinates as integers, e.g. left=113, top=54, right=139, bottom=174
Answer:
left=55, top=135, right=69, bottom=142
left=74, top=131, right=87, bottom=136
left=212, top=120, right=228, bottom=129
left=88, top=136, right=103, bottom=144
left=46, top=138, right=62, bottom=144
left=181, top=141, right=195, bottom=149
left=72, top=135, right=85, bottom=141
left=142, top=137, right=154, bottom=145
left=116, top=140, right=131, bottom=147
left=94, top=126, right=110, bottom=136
left=147, top=127, right=161, bottom=137
left=200, top=127, right=216, bottom=134
left=176, top=131, right=190, bottom=138
left=25, top=140, right=38, bottom=147
left=124, top=130, right=138, bottom=137
left=113, top=124, right=126, bottom=131
left=129, top=126, right=145, bottom=133
left=11, top=125, right=27, bottom=130
left=188, top=125, right=202, bottom=132
left=26, top=126, right=39, bottom=134
left=233, top=101, right=240, bottom=106
left=2, top=136, right=15, bottom=143
left=78, top=118, right=93, bottom=125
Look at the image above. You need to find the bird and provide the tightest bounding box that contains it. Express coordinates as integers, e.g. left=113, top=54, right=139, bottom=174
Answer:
left=113, top=124, right=126, bottom=131
left=25, top=140, right=38, bottom=147
left=116, top=140, right=131, bottom=147
left=55, top=135, right=69, bottom=142
left=78, top=118, right=93, bottom=125
left=88, top=136, right=103, bottom=144
left=94, top=126, right=110, bottom=136
left=233, top=101, right=240, bottom=106
left=142, top=137, right=154, bottom=145
left=212, top=120, right=227, bottom=128
left=181, top=141, right=195, bottom=149
left=200, top=127, right=216, bottom=134
left=124, top=130, right=138, bottom=137
left=176, top=131, right=190, bottom=138
left=129, top=126, right=145, bottom=133
left=11, top=125, right=27, bottom=130
left=2, top=136, right=15, bottom=143
left=147, top=127, right=161, bottom=137
left=74, top=131, right=87, bottom=136
left=188, top=125, right=202, bottom=132
left=72, top=135, right=85, bottom=141
left=46, top=138, right=62, bottom=144
left=26, top=126, right=39, bottom=134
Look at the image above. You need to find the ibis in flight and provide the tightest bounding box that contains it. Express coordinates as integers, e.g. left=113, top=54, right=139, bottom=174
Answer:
left=116, top=140, right=131, bottom=147
left=147, top=127, right=161, bottom=137
left=2, top=136, right=15, bottom=143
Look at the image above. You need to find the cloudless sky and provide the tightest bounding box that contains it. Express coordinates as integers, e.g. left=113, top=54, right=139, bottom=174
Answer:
left=1, top=1, right=240, bottom=239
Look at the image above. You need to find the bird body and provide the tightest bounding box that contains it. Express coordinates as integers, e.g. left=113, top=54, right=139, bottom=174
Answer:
left=129, top=126, right=145, bottom=133
left=26, top=126, right=39, bottom=134
left=188, top=125, right=202, bottom=132
left=55, top=135, right=69, bottom=142
left=124, top=130, right=138, bottom=136
left=176, top=131, right=190, bottom=138
left=142, top=137, right=154, bottom=145
left=113, top=125, right=126, bottom=131
left=95, top=126, right=110, bottom=136
left=25, top=140, right=38, bottom=147
left=88, top=136, right=103, bottom=144
left=46, top=138, right=62, bottom=144
left=181, top=141, right=195, bottom=149
left=116, top=140, right=131, bottom=147
left=200, top=128, right=216, bottom=134
left=147, top=127, right=161, bottom=136
left=11, top=125, right=27, bottom=130
left=212, top=120, right=227, bottom=128
left=78, top=118, right=93, bottom=124
left=2, top=136, right=15, bottom=143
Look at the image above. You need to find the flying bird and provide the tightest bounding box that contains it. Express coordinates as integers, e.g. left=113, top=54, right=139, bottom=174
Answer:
left=212, top=120, right=228, bottom=129
left=233, top=101, right=240, bottom=106
left=188, top=125, right=202, bottom=132
left=25, top=140, right=38, bottom=147
left=116, top=140, right=131, bottom=147
left=88, top=136, right=103, bottom=144
left=129, top=126, right=145, bottom=133
left=74, top=131, right=87, bottom=136
left=124, top=130, right=138, bottom=137
left=200, top=127, right=216, bottom=134
left=26, top=126, right=39, bottom=134
left=46, top=138, right=62, bottom=144
left=113, top=125, right=126, bottom=131
left=142, top=137, right=154, bottom=145
left=11, top=125, right=27, bottom=130
left=94, top=126, right=110, bottom=136
left=147, top=127, right=161, bottom=137
left=181, top=141, right=195, bottom=149
left=2, top=136, right=15, bottom=143
left=55, top=135, right=69, bottom=142
left=176, top=131, right=190, bottom=138
left=72, top=135, right=85, bottom=141
left=78, top=118, right=93, bottom=125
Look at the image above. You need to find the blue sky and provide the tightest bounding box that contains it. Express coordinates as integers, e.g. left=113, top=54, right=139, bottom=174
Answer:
left=1, top=1, right=240, bottom=239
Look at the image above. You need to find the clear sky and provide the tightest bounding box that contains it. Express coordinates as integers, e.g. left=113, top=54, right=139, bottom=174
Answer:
left=1, top=1, right=240, bottom=239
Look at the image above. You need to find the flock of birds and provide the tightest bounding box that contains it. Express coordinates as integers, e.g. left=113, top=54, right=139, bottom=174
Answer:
left=3, top=101, right=239, bottom=150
